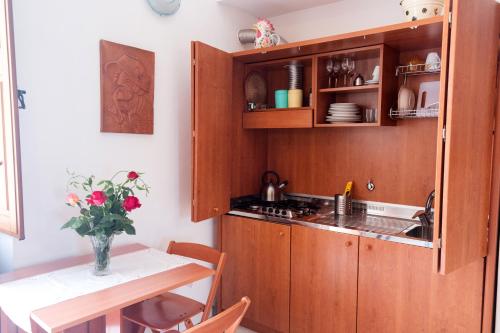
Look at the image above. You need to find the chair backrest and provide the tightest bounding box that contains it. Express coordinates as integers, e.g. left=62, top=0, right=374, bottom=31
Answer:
left=184, top=297, right=251, bottom=333
left=167, top=241, right=226, bottom=322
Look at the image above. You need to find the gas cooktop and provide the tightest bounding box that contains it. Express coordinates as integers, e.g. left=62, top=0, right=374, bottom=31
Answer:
left=230, top=195, right=326, bottom=220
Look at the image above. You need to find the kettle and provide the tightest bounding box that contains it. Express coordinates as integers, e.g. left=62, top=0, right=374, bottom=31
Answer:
left=261, top=171, right=288, bottom=202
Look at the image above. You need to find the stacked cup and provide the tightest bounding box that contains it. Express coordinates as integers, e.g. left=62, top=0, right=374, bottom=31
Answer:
left=286, top=61, right=303, bottom=108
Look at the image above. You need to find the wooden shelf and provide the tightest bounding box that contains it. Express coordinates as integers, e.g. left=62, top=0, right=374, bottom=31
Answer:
left=243, top=108, right=313, bottom=129
left=319, top=85, right=379, bottom=93
left=314, top=122, right=380, bottom=128
left=250, top=107, right=312, bottom=113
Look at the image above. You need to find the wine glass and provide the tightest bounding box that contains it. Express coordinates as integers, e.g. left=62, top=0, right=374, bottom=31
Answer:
left=347, top=58, right=356, bottom=86
left=341, top=58, right=349, bottom=86
left=326, top=58, right=334, bottom=88
left=333, top=61, right=341, bottom=88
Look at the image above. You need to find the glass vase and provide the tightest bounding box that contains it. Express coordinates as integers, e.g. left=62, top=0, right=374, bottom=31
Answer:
left=90, top=234, right=114, bottom=276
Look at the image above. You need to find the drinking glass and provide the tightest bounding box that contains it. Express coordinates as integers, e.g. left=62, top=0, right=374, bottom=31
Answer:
left=364, top=108, right=377, bottom=123
left=333, top=61, right=341, bottom=87
left=326, top=58, right=334, bottom=88
left=341, top=58, right=349, bottom=86
left=347, top=59, right=356, bottom=86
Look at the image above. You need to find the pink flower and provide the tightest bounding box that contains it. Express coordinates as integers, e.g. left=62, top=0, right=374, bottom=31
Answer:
left=86, top=191, right=107, bottom=206
left=66, top=193, right=80, bottom=206
left=123, top=196, right=142, bottom=212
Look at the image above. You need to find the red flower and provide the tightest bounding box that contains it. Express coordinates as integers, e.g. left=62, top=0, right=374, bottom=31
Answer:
left=123, top=196, right=142, bottom=212
left=127, top=171, right=139, bottom=180
left=86, top=191, right=108, bottom=206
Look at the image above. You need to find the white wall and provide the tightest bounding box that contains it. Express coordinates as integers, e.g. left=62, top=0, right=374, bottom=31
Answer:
left=0, top=0, right=256, bottom=302
left=270, top=0, right=403, bottom=42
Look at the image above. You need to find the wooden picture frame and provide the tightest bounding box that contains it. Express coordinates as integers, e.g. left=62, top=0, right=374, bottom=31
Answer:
left=100, top=40, right=155, bottom=134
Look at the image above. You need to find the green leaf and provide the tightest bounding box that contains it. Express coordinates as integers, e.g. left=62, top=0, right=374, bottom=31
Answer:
left=75, top=223, right=91, bottom=236
left=61, top=217, right=80, bottom=229
left=123, top=224, right=136, bottom=235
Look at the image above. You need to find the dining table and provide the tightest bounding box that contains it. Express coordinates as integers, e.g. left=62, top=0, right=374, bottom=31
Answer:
left=0, top=243, right=215, bottom=333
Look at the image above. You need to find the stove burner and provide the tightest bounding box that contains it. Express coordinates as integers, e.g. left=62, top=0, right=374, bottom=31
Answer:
left=249, top=205, right=260, bottom=211
left=234, top=199, right=319, bottom=220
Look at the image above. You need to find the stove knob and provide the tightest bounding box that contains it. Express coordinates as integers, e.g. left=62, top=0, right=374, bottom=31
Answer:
left=266, top=207, right=273, bottom=214
left=273, top=208, right=280, bottom=215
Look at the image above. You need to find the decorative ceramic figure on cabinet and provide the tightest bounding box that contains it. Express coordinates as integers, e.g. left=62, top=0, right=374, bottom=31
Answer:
left=254, top=19, right=280, bottom=48
left=400, top=0, right=444, bottom=21
left=62, top=170, right=150, bottom=276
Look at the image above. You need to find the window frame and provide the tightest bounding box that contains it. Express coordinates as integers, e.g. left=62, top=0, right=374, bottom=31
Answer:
left=0, top=0, right=23, bottom=240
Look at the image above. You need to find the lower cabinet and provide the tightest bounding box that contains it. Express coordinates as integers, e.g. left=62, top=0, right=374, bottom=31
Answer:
left=290, top=225, right=358, bottom=333
left=221, top=215, right=290, bottom=333
left=221, top=216, right=485, bottom=333
left=357, top=237, right=484, bottom=333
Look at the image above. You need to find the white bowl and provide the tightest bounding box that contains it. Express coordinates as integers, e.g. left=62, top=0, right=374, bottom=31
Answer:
left=401, top=0, right=444, bottom=21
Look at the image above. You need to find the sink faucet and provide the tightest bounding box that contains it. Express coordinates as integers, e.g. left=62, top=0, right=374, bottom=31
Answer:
left=412, top=190, right=435, bottom=227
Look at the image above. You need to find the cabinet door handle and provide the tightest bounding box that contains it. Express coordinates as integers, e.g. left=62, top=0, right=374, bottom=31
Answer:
left=367, top=244, right=373, bottom=251
left=345, top=241, right=352, bottom=247
left=213, top=207, right=219, bottom=213
left=279, top=231, right=285, bottom=237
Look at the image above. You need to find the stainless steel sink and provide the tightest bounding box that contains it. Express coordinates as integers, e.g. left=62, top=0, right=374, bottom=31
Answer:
left=404, top=225, right=433, bottom=241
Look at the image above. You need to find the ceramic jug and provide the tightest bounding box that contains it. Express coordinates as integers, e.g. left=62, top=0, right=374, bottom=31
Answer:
left=254, top=19, right=280, bottom=48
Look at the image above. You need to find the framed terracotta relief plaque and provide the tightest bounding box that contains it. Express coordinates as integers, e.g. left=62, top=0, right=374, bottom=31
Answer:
left=100, top=40, right=155, bottom=134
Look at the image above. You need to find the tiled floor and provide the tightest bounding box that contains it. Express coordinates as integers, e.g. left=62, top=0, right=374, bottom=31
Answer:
left=237, top=327, right=257, bottom=333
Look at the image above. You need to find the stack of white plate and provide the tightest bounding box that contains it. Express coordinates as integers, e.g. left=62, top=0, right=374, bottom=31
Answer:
left=326, top=103, right=361, bottom=123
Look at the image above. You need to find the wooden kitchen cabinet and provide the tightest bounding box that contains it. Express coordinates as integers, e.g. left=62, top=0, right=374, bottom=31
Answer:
left=358, top=237, right=484, bottom=333
left=221, top=215, right=290, bottom=333
left=192, top=0, right=498, bottom=275
left=290, top=225, right=358, bottom=333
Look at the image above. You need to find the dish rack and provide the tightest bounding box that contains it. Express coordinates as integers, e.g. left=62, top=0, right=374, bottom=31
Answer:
left=396, top=63, right=441, bottom=77
left=389, top=107, right=439, bottom=119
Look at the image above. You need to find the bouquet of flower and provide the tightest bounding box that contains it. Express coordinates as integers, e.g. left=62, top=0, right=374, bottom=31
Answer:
left=62, top=170, right=149, bottom=237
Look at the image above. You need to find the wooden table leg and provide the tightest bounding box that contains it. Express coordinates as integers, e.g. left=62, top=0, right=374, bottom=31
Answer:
left=105, top=309, right=121, bottom=333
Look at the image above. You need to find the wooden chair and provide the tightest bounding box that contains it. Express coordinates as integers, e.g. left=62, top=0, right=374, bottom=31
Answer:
left=165, top=297, right=251, bottom=333
left=122, top=241, right=226, bottom=333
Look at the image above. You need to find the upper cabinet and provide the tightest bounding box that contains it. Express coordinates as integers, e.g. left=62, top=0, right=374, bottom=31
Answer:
left=191, top=42, right=232, bottom=222
left=190, top=3, right=498, bottom=276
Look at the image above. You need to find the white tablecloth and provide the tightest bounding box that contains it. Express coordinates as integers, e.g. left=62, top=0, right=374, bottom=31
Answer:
left=0, top=248, right=190, bottom=333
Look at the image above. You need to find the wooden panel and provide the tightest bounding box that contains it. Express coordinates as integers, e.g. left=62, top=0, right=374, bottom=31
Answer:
left=232, top=17, right=444, bottom=64
left=221, top=215, right=290, bottom=333
left=290, top=225, right=357, bottom=333
left=428, top=259, right=484, bottom=332
left=230, top=60, right=268, bottom=198
left=242, top=109, right=313, bottom=129
left=435, top=0, right=498, bottom=273
left=358, top=238, right=432, bottom=332
left=358, top=238, right=484, bottom=333
left=99, top=40, right=155, bottom=134
left=191, top=41, right=232, bottom=222
left=0, top=0, right=23, bottom=239
left=267, top=119, right=437, bottom=206
left=482, top=51, right=500, bottom=333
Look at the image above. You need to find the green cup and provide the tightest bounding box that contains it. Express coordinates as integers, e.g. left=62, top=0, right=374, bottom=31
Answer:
left=275, top=90, right=288, bottom=108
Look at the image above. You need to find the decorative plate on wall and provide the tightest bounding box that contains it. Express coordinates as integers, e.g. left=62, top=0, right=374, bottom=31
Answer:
left=147, top=0, right=181, bottom=16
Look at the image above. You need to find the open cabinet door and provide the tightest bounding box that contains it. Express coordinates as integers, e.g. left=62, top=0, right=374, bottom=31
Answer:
left=433, top=0, right=498, bottom=274
left=191, top=42, right=232, bottom=222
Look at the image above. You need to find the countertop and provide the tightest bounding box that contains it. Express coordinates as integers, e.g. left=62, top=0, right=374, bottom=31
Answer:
left=228, top=208, right=433, bottom=248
